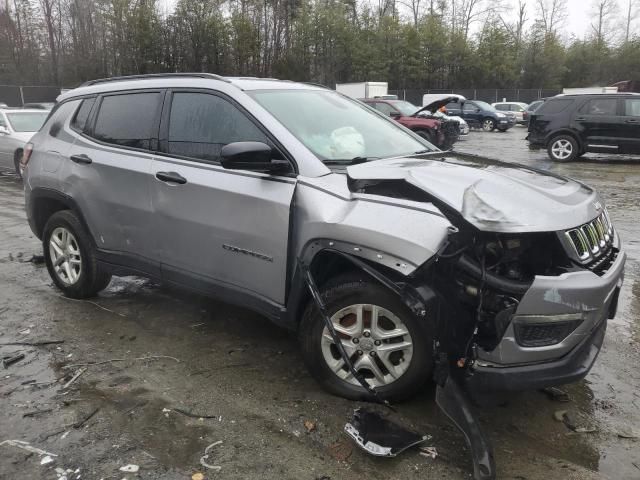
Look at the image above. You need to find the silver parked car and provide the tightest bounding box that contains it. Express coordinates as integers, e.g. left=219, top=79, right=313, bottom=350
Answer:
left=22, top=74, right=624, bottom=406
left=0, top=108, right=49, bottom=176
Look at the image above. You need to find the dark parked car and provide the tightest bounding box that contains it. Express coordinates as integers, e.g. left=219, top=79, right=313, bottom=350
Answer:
left=527, top=93, right=640, bottom=162
left=445, top=100, right=516, bottom=131
left=359, top=98, right=459, bottom=149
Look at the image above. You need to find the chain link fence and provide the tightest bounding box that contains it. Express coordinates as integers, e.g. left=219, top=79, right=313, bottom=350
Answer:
left=389, top=88, right=562, bottom=106
left=0, top=85, right=63, bottom=107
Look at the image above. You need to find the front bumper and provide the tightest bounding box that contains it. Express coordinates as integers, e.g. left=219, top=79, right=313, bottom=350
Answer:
left=468, top=242, right=625, bottom=392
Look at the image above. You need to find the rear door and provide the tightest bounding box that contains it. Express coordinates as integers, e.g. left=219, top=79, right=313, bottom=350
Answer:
left=63, top=91, right=162, bottom=273
left=572, top=97, right=622, bottom=152
left=619, top=97, right=640, bottom=153
left=150, top=90, right=296, bottom=306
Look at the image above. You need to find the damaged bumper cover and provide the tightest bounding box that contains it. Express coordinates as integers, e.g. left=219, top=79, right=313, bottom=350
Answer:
left=468, top=244, right=625, bottom=392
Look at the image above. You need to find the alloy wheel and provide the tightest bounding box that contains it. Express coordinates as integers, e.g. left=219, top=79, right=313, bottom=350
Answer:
left=482, top=119, right=494, bottom=131
left=551, top=139, right=573, bottom=160
left=49, top=227, right=82, bottom=285
left=320, top=304, right=414, bottom=387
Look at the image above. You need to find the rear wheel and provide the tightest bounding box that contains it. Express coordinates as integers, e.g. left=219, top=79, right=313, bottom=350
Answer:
left=43, top=210, right=111, bottom=298
left=547, top=135, right=578, bottom=162
left=482, top=118, right=496, bottom=131
left=299, top=274, right=433, bottom=401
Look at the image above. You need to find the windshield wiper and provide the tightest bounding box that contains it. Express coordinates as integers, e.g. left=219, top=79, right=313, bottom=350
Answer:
left=323, top=156, right=379, bottom=165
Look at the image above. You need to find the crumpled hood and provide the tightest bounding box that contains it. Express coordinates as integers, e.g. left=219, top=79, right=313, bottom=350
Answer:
left=347, top=155, right=602, bottom=233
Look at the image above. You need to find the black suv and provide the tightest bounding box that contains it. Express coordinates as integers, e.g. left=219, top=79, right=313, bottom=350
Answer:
left=445, top=100, right=516, bottom=132
left=527, top=93, right=640, bottom=162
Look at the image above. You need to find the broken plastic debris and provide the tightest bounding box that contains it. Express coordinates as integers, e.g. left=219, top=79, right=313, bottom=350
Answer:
left=541, top=386, right=571, bottom=403
left=41, top=455, right=54, bottom=465
left=192, top=474, right=205, bottom=480
left=0, top=439, right=58, bottom=457
left=119, top=464, right=139, bottom=473
left=617, top=427, right=640, bottom=439
left=199, top=440, right=223, bottom=471
left=344, top=408, right=429, bottom=457
left=419, top=446, right=438, bottom=459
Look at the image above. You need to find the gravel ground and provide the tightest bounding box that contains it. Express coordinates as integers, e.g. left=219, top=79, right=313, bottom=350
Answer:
left=0, top=126, right=639, bottom=480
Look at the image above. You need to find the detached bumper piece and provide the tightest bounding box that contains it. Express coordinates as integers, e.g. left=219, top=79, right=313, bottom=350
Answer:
left=344, top=408, right=429, bottom=457
left=436, top=375, right=496, bottom=480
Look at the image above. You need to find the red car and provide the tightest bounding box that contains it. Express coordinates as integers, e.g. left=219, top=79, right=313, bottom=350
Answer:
left=359, top=98, right=455, bottom=149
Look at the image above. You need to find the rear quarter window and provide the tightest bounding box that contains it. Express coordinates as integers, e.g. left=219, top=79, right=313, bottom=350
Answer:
left=536, top=99, right=574, bottom=114
left=71, top=97, right=96, bottom=132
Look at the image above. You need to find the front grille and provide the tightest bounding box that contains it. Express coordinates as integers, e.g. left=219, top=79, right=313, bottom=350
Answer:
left=514, top=320, right=582, bottom=347
left=564, top=211, right=614, bottom=270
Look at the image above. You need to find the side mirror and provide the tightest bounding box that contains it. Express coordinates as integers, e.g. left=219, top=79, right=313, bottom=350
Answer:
left=220, top=142, right=290, bottom=174
left=0, top=126, right=9, bottom=135
left=389, top=111, right=401, bottom=118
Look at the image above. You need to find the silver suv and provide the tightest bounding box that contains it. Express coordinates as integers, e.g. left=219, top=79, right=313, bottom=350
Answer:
left=23, top=74, right=625, bottom=402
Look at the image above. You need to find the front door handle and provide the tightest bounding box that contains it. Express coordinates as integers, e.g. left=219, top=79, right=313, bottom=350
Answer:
left=70, top=154, right=92, bottom=164
left=626, top=119, right=639, bottom=124
left=155, top=171, right=187, bottom=185
left=574, top=117, right=586, bottom=121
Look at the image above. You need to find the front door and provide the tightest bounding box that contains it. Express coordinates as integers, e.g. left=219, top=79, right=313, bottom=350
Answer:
left=150, top=90, right=296, bottom=306
left=462, top=101, right=482, bottom=127
left=572, top=97, right=621, bottom=152
left=620, top=97, right=640, bottom=154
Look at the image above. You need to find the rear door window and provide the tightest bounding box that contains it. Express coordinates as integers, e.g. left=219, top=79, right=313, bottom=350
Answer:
left=92, top=92, right=161, bottom=150
left=166, top=92, right=269, bottom=163
left=495, top=104, right=508, bottom=111
left=580, top=98, right=617, bottom=116
left=624, top=99, right=640, bottom=116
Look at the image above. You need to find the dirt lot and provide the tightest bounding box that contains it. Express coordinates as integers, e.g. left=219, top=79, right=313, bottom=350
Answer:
left=1, top=126, right=639, bottom=480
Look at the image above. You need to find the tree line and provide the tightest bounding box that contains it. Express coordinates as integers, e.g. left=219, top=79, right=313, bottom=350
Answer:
left=0, top=0, right=638, bottom=90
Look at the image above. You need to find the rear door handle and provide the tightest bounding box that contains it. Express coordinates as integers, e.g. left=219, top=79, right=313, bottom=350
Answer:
left=155, top=171, right=187, bottom=185
left=574, top=117, right=586, bottom=121
left=626, top=119, right=639, bottom=123
left=70, top=154, right=92, bottom=164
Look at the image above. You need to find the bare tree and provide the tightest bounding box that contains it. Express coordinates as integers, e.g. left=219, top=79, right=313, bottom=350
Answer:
left=591, top=0, right=619, bottom=44
left=622, top=0, right=639, bottom=41
left=535, top=0, right=567, bottom=34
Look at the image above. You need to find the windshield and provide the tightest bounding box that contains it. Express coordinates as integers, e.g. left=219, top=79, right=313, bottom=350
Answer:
left=6, top=112, right=48, bottom=132
left=250, top=90, right=434, bottom=162
left=390, top=100, right=420, bottom=116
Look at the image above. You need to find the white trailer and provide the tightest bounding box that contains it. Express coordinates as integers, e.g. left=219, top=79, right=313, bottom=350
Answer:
left=335, top=82, right=388, bottom=99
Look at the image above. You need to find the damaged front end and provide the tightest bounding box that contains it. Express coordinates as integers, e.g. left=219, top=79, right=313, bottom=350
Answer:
left=337, top=154, right=625, bottom=480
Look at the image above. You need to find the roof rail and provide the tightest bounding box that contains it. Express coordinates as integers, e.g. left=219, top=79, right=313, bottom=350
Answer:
left=80, top=73, right=230, bottom=87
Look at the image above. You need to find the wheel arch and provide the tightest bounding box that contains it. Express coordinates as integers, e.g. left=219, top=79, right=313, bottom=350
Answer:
left=285, top=241, right=436, bottom=331
left=545, top=129, right=584, bottom=149
left=28, top=188, right=93, bottom=242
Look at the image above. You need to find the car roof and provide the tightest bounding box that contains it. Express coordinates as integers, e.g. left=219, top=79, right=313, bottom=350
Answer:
left=555, top=92, right=640, bottom=97
left=58, top=73, right=327, bottom=102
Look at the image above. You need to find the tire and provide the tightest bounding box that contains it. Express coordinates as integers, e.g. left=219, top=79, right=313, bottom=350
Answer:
left=299, top=273, right=433, bottom=402
left=415, top=129, right=435, bottom=145
left=547, top=135, right=578, bottom=162
left=43, top=210, right=111, bottom=298
left=14, top=150, right=22, bottom=179
left=482, top=118, right=496, bottom=131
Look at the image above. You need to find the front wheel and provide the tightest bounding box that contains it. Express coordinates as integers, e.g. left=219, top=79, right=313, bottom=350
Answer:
left=415, top=129, right=435, bottom=145
left=482, top=118, right=496, bottom=131
left=43, top=210, right=112, bottom=298
left=547, top=135, right=578, bottom=162
left=299, top=274, right=433, bottom=401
